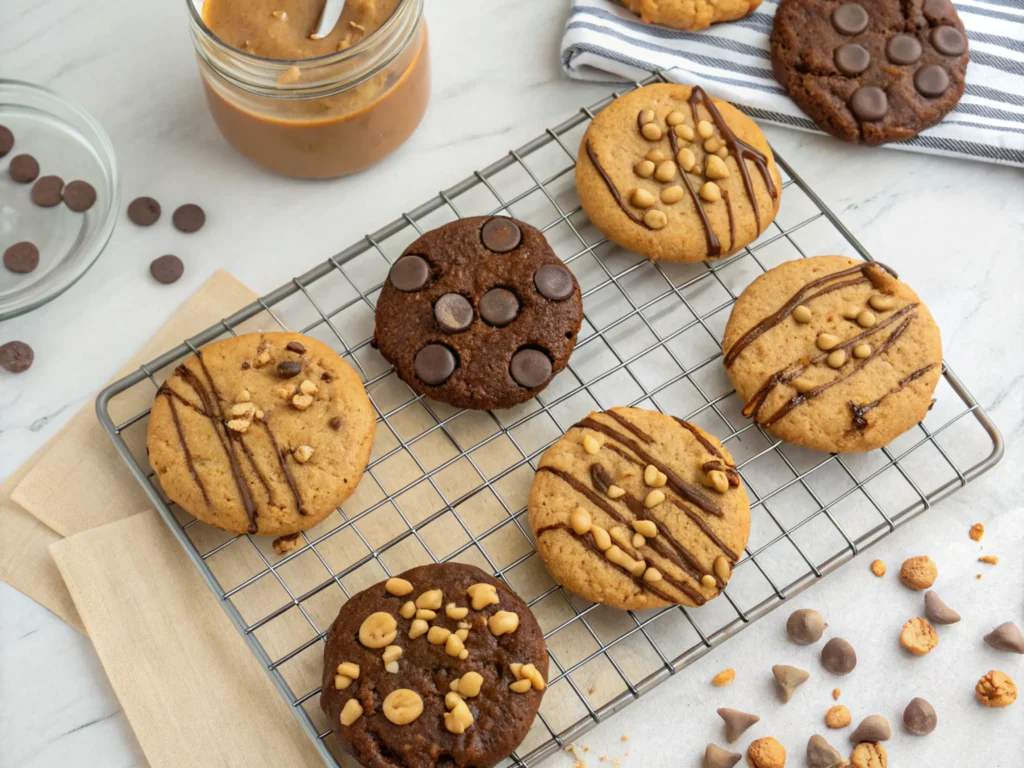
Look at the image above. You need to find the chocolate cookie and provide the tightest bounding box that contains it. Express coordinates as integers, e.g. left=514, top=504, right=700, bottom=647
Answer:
left=576, top=83, right=782, bottom=263
left=373, top=217, right=583, bottom=410
left=771, top=0, right=969, bottom=144
left=528, top=407, right=751, bottom=610
left=622, top=0, right=762, bottom=31
left=146, top=332, right=376, bottom=536
left=722, top=256, right=942, bottom=453
left=320, top=563, right=548, bottom=768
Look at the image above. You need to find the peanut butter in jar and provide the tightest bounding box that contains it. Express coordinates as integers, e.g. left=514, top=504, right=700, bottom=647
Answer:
left=189, top=0, right=430, bottom=178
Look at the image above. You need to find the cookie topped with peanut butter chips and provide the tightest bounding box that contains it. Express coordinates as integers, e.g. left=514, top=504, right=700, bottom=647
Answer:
left=320, top=563, right=548, bottom=768
left=722, top=256, right=942, bottom=453
left=145, top=332, right=375, bottom=536
left=528, top=407, right=750, bottom=611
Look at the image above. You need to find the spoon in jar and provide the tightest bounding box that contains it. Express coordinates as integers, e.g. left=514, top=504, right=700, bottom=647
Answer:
left=310, top=0, right=346, bottom=40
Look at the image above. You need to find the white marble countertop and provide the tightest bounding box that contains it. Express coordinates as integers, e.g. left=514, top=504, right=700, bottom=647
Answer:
left=1, top=1, right=1022, bottom=766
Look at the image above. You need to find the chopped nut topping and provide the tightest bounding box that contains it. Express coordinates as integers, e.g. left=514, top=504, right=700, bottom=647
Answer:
left=336, top=662, right=360, bottom=679
left=227, top=419, right=251, bottom=433
left=291, top=393, right=313, bottom=410
left=293, top=445, right=314, bottom=463
left=571, top=507, right=593, bottom=535
left=408, top=619, right=429, bottom=639
left=427, top=626, right=451, bottom=645
left=583, top=434, right=601, bottom=455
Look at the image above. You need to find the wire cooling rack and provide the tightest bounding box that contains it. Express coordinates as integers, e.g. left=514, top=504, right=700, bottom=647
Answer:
left=97, top=73, right=1003, bottom=767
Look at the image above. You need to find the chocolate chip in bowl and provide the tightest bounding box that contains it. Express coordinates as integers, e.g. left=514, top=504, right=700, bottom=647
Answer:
left=0, top=125, right=14, bottom=157
left=9, top=153, right=39, bottom=183
left=62, top=179, right=97, bottom=212
left=4, top=242, right=40, bottom=274
left=30, top=175, right=64, bottom=207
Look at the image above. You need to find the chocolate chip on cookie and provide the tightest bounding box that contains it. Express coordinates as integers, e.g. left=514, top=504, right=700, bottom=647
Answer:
left=983, top=621, right=1024, bottom=654
left=374, top=216, right=582, bottom=410
left=923, top=590, right=960, bottom=624
left=850, top=715, right=891, bottom=743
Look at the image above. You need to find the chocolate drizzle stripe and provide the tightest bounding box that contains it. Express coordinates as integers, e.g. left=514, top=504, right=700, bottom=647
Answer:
left=539, top=466, right=628, bottom=526
left=162, top=386, right=208, bottom=417
left=236, top=433, right=275, bottom=505
left=849, top=363, right=938, bottom=430
left=723, top=190, right=735, bottom=252
left=667, top=127, right=720, bottom=257
left=160, top=387, right=211, bottom=507
left=604, top=409, right=654, bottom=444
left=668, top=499, right=741, bottom=563
left=673, top=417, right=729, bottom=463
left=723, top=264, right=868, bottom=368
left=261, top=419, right=306, bottom=516
left=585, top=139, right=648, bottom=228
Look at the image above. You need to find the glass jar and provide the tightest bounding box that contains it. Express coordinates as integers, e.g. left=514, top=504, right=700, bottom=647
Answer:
left=187, top=0, right=429, bottom=179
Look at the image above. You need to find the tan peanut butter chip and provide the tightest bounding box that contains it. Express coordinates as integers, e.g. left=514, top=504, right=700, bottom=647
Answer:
left=806, top=734, right=845, bottom=768
left=712, top=668, right=736, bottom=686
left=870, top=559, right=886, bottom=577
left=900, top=617, right=938, bottom=655
left=849, top=742, right=886, bottom=768
left=747, top=736, right=786, bottom=768
left=383, top=688, right=424, bottom=725
left=899, top=555, right=937, bottom=590
left=359, top=612, right=398, bottom=648
left=976, top=670, right=1017, bottom=708
left=704, top=743, right=742, bottom=768
left=717, top=707, right=759, bottom=743
left=385, top=577, right=414, bottom=596
left=825, top=705, right=851, bottom=729
left=340, top=698, right=363, bottom=726
left=773, top=664, right=810, bottom=703
left=833, top=688, right=841, bottom=700
left=849, top=715, right=890, bottom=743
left=923, top=590, right=960, bottom=624
left=467, top=582, right=500, bottom=610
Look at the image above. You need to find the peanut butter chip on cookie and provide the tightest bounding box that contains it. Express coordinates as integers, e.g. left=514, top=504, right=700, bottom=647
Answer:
left=899, top=555, right=937, bottom=589
left=976, top=670, right=1017, bottom=708
left=825, top=705, right=851, bottom=729
left=850, top=742, right=887, bottom=768
left=703, top=743, right=742, bottom=768
left=747, top=736, right=786, bottom=768
left=900, top=617, right=938, bottom=655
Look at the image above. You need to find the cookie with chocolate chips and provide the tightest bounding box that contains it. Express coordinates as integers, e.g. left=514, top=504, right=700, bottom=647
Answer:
left=528, top=407, right=751, bottom=611
left=373, top=216, right=583, bottom=410
left=146, top=332, right=376, bottom=536
left=771, top=0, right=969, bottom=144
left=722, top=256, right=942, bottom=453
left=320, top=562, right=548, bottom=768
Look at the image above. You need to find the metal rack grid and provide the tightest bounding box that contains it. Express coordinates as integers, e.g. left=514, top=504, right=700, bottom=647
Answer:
left=97, top=73, right=1003, bottom=767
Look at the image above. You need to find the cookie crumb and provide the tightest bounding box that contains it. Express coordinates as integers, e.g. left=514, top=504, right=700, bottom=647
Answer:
left=979, top=555, right=999, bottom=565
left=620, top=734, right=629, bottom=742
left=747, top=736, right=786, bottom=768
left=833, top=687, right=841, bottom=700
left=969, top=522, right=984, bottom=541
left=977, top=573, right=983, bottom=580
left=566, top=743, right=586, bottom=768
left=900, top=617, right=939, bottom=656
left=712, top=668, right=736, bottom=686
left=899, top=555, right=937, bottom=590
left=825, top=704, right=851, bottom=728
left=272, top=533, right=301, bottom=555
left=976, top=670, right=1017, bottom=708
left=870, top=559, right=886, bottom=577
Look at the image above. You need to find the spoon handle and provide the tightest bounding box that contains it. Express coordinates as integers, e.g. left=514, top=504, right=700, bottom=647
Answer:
left=311, top=0, right=346, bottom=40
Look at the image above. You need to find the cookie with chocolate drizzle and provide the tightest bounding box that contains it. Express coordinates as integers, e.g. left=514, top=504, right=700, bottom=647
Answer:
left=576, top=83, right=781, bottom=263
left=528, top=407, right=750, bottom=610
left=146, top=332, right=376, bottom=536
left=722, top=256, right=942, bottom=453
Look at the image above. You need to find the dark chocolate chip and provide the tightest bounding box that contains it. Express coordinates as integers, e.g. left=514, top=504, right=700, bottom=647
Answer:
left=704, top=743, right=742, bottom=768
left=128, top=196, right=161, bottom=226
left=4, top=241, right=39, bottom=274
left=150, top=254, right=184, bottom=284
left=480, top=217, right=522, bottom=253
left=242, top=361, right=251, bottom=370
left=479, top=288, right=520, bottom=327
left=903, top=697, right=937, bottom=735
left=321, top=371, right=334, bottom=381
left=277, top=360, right=302, bottom=378
left=329, top=416, right=344, bottom=430
left=389, top=255, right=430, bottom=292
left=849, top=715, right=891, bottom=743
left=286, top=341, right=306, bottom=354
left=62, top=180, right=97, bottom=212
left=172, top=203, right=206, bottom=233
left=31, top=175, right=64, bottom=207
left=850, top=86, right=888, bottom=121
left=821, top=637, right=857, bottom=675
left=534, top=264, right=574, bottom=300
left=433, top=293, right=474, bottom=333
left=509, top=348, right=551, bottom=388
left=983, top=621, right=1024, bottom=653
left=831, top=3, right=869, bottom=34
left=886, top=34, right=923, bottom=65
left=717, top=708, right=760, bottom=743
left=914, top=65, right=950, bottom=97
left=834, top=43, right=871, bottom=75
left=414, top=343, right=456, bottom=385
left=806, top=735, right=845, bottom=768
left=0, top=125, right=13, bottom=157
left=590, top=463, right=613, bottom=494
left=930, top=26, right=966, bottom=56
left=9, top=154, right=39, bottom=183
left=786, top=608, right=827, bottom=644
left=924, top=590, right=960, bottom=624
left=0, top=341, right=34, bottom=373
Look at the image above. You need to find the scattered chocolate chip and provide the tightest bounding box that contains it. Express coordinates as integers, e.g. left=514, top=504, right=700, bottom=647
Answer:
left=4, top=241, right=39, bottom=274
left=150, top=254, right=184, bottom=284
left=321, top=371, right=334, bottom=381
left=286, top=341, right=306, bottom=354
left=31, top=175, right=64, bottom=207
left=433, top=293, right=474, bottom=333
left=806, top=734, right=844, bottom=768
left=172, top=203, right=206, bottom=233
left=915, top=64, right=950, bottom=97
left=276, top=360, right=302, bottom=378
left=128, top=196, right=162, bottom=226
left=831, top=3, right=868, bottom=35
left=62, top=180, right=97, bottom=212
left=9, top=153, right=39, bottom=183
left=786, top=608, right=827, bottom=645
left=0, top=341, right=34, bottom=373
left=389, top=255, right=430, bottom=292
left=821, top=637, right=857, bottom=675
left=242, top=361, right=251, bottom=370
left=835, top=43, right=871, bottom=75
left=716, top=708, right=760, bottom=743
left=590, top=463, right=613, bottom=494
left=983, top=621, right=1024, bottom=654
left=414, top=343, right=456, bottom=385
left=509, top=348, right=551, bottom=388
left=704, top=743, right=742, bottom=768
left=0, top=125, right=13, bottom=157
left=903, top=697, right=937, bottom=735
left=534, top=264, right=574, bottom=300
left=931, top=26, right=966, bottom=56
left=850, top=86, right=888, bottom=121
left=479, top=288, right=519, bottom=327
left=480, top=217, right=522, bottom=253
left=772, top=664, right=809, bottom=703
left=886, top=34, right=923, bottom=65
left=850, top=715, right=891, bottom=743
left=329, top=416, right=343, bottom=430
left=923, top=590, right=960, bottom=624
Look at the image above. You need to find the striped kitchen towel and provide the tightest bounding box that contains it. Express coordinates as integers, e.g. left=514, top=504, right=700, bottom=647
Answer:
left=561, top=0, right=1024, bottom=166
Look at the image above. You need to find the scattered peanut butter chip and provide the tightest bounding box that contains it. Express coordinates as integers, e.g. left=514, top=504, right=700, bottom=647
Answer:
left=825, top=704, right=851, bottom=729
left=821, top=637, right=857, bottom=675
left=983, top=621, right=1024, bottom=654
left=773, top=664, right=810, bottom=703
left=969, top=522, right=984, bottom=541
left=849, top=715, right=890, bottom=743
left=716, top=707, right=760, bottom=743
left=786, top=608, right=827, bottom=644
left=900, top=617, right=939, bottom=655
left=923, top=590, right=960, bottom=624
left=978, top=555, right=999, bottom=565
left=899, top=555, right=937, bottom=590
left=870, top=559, right=886, bottom=577
left=703, top=743, right=741, bottom=768
left=902, top=697, right=937, bottom=735
left=712, top=668, right=735, bottom=686
left=747, top=736, right=786, bottom=768
left=807, top=734, right=845, bottom=768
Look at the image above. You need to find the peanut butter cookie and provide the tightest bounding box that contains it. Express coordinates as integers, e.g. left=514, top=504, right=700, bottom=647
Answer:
left=528, top=407, right=750, bottom=610
left=723, top=256, right=942, bottom=453
left=147, top=332, right=376, bottom=536
left=900, top=617, right=939, bottom=655
left=747, top=736, right=787, bottom=768
left=899, top=555, right=938, bottom=589
left=622, top=0, right=762, bottom=31
left=849, top=742, right=886, bottom=768
left=577, top=83, right=781, bottom=263
left=976, top=670, right=1017, bottom=708
left=826, top=705, right=852, bottom=729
